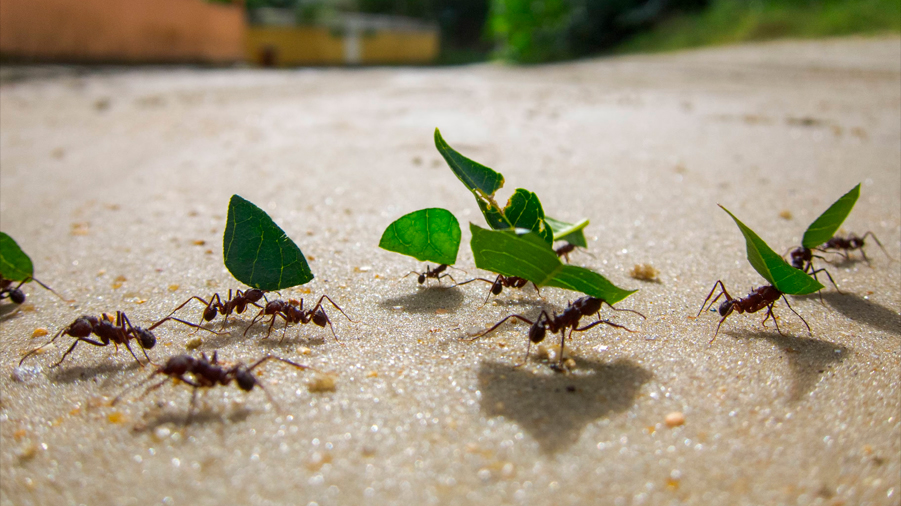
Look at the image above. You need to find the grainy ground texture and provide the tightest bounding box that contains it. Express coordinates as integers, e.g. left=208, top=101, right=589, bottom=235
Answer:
left=1, top=36, right=899, bottom=506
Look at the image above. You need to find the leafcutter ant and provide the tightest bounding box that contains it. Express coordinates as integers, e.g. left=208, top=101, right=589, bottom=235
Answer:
left=20, top=311, right=220, bottom=368
left=468, top=296, right=643, bottom=369
left=1, top=276, right=67, bottom=305
left=455, top=274, right=540, bottom=303
left=555, top=242, right=576, bottom=262
left=156, top=288, right=267, bottom=330
left=403, top=264, right=459, bottom=285
left=243, top=295, right=352, bottom=343
left=113, top=352, right=314, bottom=425
left=697, top=280, right=811, bottom=343
left=785, top=246, right=842, bottom=296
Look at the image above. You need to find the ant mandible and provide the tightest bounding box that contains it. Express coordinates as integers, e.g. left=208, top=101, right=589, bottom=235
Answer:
left=455, top=274, right=540, bottom=304
left=19, top=311, right=220, bottom=368
left=113, top=352, right=314, bottom=425
left=1, top=276, right=68, bottom=305
left=697, top=280, right=811, bottom=343
left=156, top=288, right=268, bottom=330
left=243, top=295, right=352, bottom=343
left=404, top=264, right=459, bottom=285
left=468, top=296, right=643, bottom=369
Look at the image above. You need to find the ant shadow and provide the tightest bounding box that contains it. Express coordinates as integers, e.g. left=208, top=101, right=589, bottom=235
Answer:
left=135, top=404, right=252, bottom=433
left=724, top=330, right=849, bottom=401
left=380, top=286, right=464, bottom=314
left=818, top=292, right=901, bottom=337
left=0, top=303, right=20, bottom=320
left=254, top=334, right=327, bottom=349
left=477, top=358, right=652, bottom=454
left=48, top=359, right=143, bottom=384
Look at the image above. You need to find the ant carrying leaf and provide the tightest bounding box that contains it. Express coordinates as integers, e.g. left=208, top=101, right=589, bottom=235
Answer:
left=379, top=208, right=463, bottom=286
left=0, top=232, right=68, bottom=305
left=698, top=205, right=823, bottom=342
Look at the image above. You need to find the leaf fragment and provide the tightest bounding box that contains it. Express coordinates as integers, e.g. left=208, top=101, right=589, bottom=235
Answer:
left=545, top=216, right=589, bottom=247
left=379, top=208, right=461, bottom=265
left=503, top=189, right=553, bottom=244
left=719, top=205, right=823, bottom=295
left=0, top=232, right=34, bottom=282
left=802, top=183, right=860, bottom=249
left=222, top=195, right=313, bottom=291
left=469, top=224, right=636, bottom=304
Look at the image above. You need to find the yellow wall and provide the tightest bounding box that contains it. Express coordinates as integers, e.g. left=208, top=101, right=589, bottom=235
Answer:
left=362, top=31, right=438, bottom=64
left=247, top=26, right=438, bottom=66
left=246, top=27, right=345, bottom=66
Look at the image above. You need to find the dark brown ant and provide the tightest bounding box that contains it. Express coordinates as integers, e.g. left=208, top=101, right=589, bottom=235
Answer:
left=113, top=352, right=314, bottom=424
left=19, top=311, right=220, bottom=368
left=455, top=274, right=540, bottom=303
left=468, top=296, right=643, bottom=368
left=243, top=295, right=352, bottom=343
left=404, top=264, right=458, bottom=285
left=1, top=276, right=68, bottom=305
left=697, top=280, right=811, bottom=343
left=821, top=232, right=891, bottom=264
left=786, top=246, right=842, bottom=295
left=156, top=288, right=267, bottom=330
left=555, top=243, right=577, bottom=262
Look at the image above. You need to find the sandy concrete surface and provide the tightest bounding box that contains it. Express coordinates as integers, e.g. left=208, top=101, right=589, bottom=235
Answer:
left=0, top=36, right=899, bottom=506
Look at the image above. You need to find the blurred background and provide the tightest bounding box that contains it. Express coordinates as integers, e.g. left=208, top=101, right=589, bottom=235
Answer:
left=0, top=0, right=897, bottom=67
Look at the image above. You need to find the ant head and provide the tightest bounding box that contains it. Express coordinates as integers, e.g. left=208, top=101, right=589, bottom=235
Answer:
left=528, top=321, right=546, bottom=344
left=162, top=355, right=193, bottom=376
left=578, top=297, right=603, bottom=316
left=69, top=317, right=96, bottom=337
left=235, top=369, right=257, bottom=391
left=491, top=282, right=503, bottom=295
left=417, top=273, right=426, bottom=284
left=718, top=299, right=735, bottom=317
left=9, top=288, right=26, bottom=304
left=203, top=306, right=218, bottom=321
left=312, top=309, right=328, bottom=327
left=134, top=328, right=157, bottom=349
left=850, top=236, right=864, bottom=248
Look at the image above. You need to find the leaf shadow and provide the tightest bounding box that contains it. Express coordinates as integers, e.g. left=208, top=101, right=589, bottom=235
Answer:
left=820, top=292, right=901, bottom=336
left=724, top=330, right=849, bottom=401
left=379, top=286, right=464, bottom=314
left=477, top=358, right=652, bottom=454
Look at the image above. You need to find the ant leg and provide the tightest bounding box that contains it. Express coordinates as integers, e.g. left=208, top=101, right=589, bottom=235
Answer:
left=247, top=355, right=315, bottom=373
left=860, top=231, right=894, bottom=261
left=710, top=315, right=730, bottom=344
left=698, top=281, right=730, bottom=317
left=781, top=295, right=812, bottom=336
left=120, top=340, right=146, bottom=368
left=50, top=336, right=109, bottom=368
left=575, top=319, right=637, bottom=333
left=531, top=282, right=541, bottom=298
left=19, top=326, right=73, bottom=365
left=158, top=295, right=212, bottom=327
left=466, top=314, right=536, bottom=342
left=310, top=295, right=354, bottom=323
left=604, top=302, right=647, bottom=319
left=149, top=316, right=224, bottom=335
left=809, top=268, right=841, bottom=294
left=512, top=340, right=533, bottom=369
left=761, top=304, right=783, bottom=336
left=185, top=387, right=199, bottom=427
left=243, top=308, right=267, bottom=337
left=436, top=273, right=458, bottom=285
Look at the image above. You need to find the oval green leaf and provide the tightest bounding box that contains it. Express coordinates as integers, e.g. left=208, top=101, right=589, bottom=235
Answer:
left=469, top=224, right=636, bottom=304
left=719, top=205, right=823, bottom=295
left=545, top=216, right=589, bottom=248
left=379, top=208, right=461, bottom=265
left=504, top=188, right=553, bottom=244
left=0, top=232, right=34, bottom=282
left=223, top=195, right=313, bottom=291
left=802, top=183, right=860, bottom=249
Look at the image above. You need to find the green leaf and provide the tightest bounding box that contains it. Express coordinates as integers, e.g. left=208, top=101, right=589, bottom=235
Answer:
left=223, top=195, right=314, bottom=291
left=719, top=205, right=823, bottom=295
left=802, top=183, right=860, bottom=249
left=503, top=189, right=553, bottom=244
left=0, top=232, right=34, bottom=282
left=545, top=216, right=589, bottom=247
left=469, top=224, right=636, bottom=304
left=434, top=128, right=512, bottom=230
left=379, top=208, right=461, bottom=265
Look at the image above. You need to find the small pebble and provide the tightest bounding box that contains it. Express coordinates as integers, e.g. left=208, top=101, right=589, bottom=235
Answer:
left=185, top=337, right=203, bottom=351
left=32, top=328, right=48, bottom=338
left=168, top=284, right=179, bottom=292
left=630, top=263, right=659, bottom=281
left=778, top=209, right=793, bottom=220
left=665, top=412, right=685, bottom=427
left=307, top=372, right=337, bottom=393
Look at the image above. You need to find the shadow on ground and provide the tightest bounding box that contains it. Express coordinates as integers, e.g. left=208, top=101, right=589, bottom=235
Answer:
left=477, top=358, right=652, bottom=454
left=726, top=329, right=849, bottom=401
left=821, top=292, right=901, bottom=336
left=380, top=286, right=464, bottom=314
